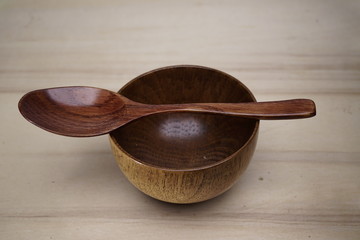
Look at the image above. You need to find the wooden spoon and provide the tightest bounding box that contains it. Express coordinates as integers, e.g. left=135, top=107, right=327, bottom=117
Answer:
left=18, top=86, right=316, bottom=137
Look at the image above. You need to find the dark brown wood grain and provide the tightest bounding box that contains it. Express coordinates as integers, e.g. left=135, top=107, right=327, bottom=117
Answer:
left=127, top=98, right=315, bottom=120
left=110, top=65, right=261, bottom=203
left=18, top=86, right=126, bottom=137
left=18, top=67, right=315, bottom=137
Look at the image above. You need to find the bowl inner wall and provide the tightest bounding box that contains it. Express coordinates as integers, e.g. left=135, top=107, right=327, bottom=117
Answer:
left=111, top=67, right=257, bottom=169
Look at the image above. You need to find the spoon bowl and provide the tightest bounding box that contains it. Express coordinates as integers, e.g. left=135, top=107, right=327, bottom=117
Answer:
left=19, top=87, right=126, bottom=136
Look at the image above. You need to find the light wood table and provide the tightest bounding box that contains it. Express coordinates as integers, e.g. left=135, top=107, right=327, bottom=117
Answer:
left=1, top=1, right=359, bottom=239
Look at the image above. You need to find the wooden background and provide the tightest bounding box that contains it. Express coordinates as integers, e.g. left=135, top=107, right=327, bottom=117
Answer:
left=1, top=0, right=359, bottom=239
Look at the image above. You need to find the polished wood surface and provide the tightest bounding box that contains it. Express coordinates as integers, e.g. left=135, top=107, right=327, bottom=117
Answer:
left=110, top=130, right=258, bottom=203
left=1, top=0, right=359, bottom=239
left=19, top=87, right=126, bottom=137
left=18, top=83, right=315, bottom=137
left=110, top=66, right=259, bottom=203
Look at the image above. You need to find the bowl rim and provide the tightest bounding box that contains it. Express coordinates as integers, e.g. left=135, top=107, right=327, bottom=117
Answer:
left=109, top=65, right=260, bottom=172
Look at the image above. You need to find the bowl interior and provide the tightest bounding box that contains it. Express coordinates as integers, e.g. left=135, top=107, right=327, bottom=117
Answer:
left=110, top=66, right=258, bottom=169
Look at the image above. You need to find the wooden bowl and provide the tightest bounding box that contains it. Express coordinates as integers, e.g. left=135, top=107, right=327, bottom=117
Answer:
left=109, top=65, right=259, bottom=204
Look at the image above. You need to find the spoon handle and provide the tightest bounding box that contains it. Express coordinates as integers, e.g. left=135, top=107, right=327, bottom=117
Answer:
left=141, top=99, right=316, bottom=120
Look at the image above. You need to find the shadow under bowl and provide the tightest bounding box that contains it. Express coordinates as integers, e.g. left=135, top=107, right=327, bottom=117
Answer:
left=109, top=65, right=259, bottom=203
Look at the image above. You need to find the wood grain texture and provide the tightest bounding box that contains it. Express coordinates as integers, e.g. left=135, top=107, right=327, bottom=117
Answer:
left=18, top=67, right=315, bottom=137
left=0, top=0, right=359, bottom=239
left=109, top=66, right=259, bottom=203
left=110, top=131, right=257, bottom=203
left=18, top=87, right=126, bottom=136
left=143, top=99, right=316, bottom=119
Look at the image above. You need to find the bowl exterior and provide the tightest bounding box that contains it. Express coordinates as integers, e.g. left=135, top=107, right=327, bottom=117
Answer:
left=109, top=130, right=258, bottom=204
